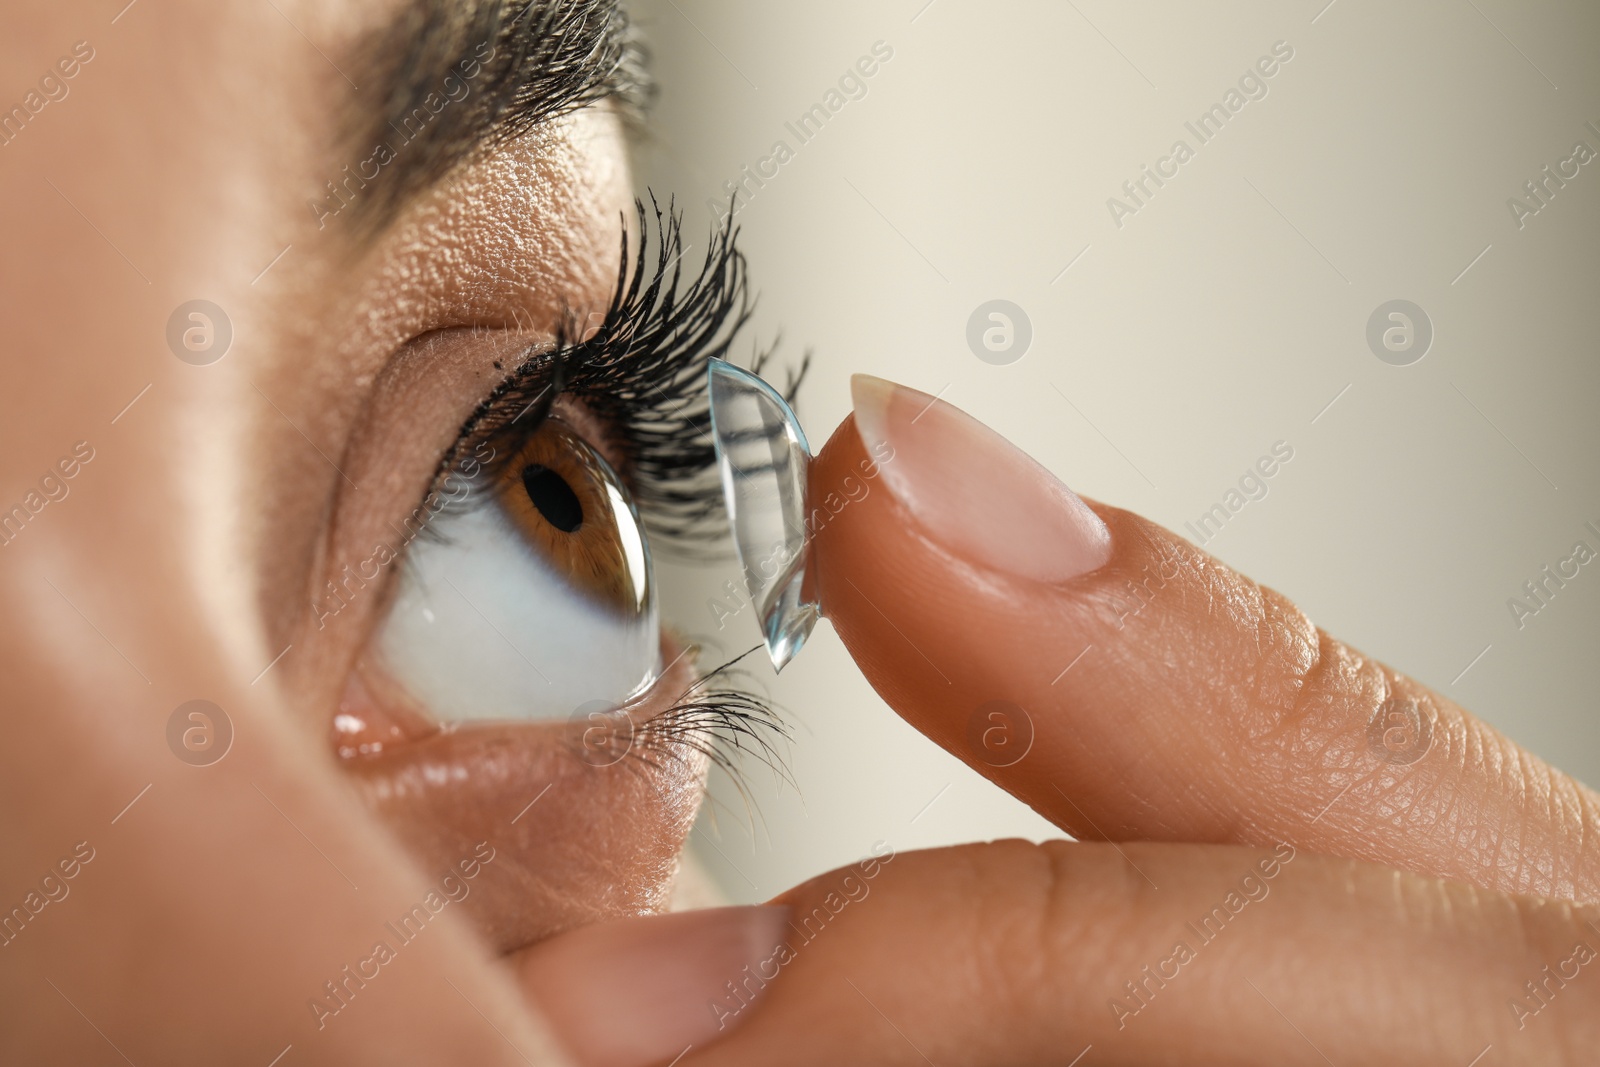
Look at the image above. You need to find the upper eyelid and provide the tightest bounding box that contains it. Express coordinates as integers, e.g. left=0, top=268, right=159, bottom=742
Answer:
left=422, top=196, right=788, bottom=552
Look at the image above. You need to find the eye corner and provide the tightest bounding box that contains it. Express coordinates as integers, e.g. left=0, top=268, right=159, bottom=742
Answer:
left=332, top=660, right=441, bottom=761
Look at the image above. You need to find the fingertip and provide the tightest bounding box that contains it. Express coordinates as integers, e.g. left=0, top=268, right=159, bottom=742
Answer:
left=851, top=377, right=1111, bottom=581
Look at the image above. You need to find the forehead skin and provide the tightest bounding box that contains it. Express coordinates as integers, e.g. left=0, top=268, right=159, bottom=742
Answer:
left=0, top=1, right=625, bottom=1062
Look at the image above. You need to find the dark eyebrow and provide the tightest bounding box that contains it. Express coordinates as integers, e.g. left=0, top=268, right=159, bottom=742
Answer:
left=323, top=0, right=650, bottom=235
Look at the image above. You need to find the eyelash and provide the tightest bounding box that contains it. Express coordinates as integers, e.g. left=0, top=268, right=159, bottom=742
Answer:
left=429, top=194, right=801, bottom=788
left=631, top=649, right=793, bottom=819
left=435, top=194, right=806, bottom=548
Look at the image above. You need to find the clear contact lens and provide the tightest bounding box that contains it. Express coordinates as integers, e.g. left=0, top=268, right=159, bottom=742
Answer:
left=707, top=359, right=818, bottom=672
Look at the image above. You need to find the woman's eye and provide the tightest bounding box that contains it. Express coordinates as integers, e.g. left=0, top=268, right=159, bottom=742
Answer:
left=375, top=416, right=661, bottom=723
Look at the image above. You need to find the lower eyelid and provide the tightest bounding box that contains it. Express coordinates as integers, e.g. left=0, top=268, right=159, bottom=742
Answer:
left=332, top=631, right=721, bottom=769
left=335, top=621, right=676, bottom=764
left=334, top=628, right=788, bottom=783
left=337, top=636, right=718, bottom=951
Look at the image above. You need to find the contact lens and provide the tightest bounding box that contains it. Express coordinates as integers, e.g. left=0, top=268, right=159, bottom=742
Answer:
left=707, top=359, right=819, bottom=672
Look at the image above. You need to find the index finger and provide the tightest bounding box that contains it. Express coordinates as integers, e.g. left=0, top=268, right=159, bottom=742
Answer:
left=808, top=375, right=1600, bottom=901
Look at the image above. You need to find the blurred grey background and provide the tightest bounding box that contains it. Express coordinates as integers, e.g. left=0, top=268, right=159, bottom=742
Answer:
left=633, top=0, right=1600, bottom=902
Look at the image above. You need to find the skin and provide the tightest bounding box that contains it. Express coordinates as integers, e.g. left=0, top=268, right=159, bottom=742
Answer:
left=0, top=1, right=675, bottom=1062
left=3, top=1, right=1596, bottom=1065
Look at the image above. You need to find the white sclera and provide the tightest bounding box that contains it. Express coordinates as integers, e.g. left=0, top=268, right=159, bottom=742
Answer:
left=707, top=359, right=819, bottom=672
left=378, top=494, right=661, bottom=722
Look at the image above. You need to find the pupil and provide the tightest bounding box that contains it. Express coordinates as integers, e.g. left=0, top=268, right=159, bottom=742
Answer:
left=521, top=464, right=583, bottom=533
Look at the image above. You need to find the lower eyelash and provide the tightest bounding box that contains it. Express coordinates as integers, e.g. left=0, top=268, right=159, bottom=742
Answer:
left=628, top=645, right=794, bottom=816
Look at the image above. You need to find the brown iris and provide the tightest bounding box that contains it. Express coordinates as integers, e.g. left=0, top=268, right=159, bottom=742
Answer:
left=495, top=418, right=651, bottom=617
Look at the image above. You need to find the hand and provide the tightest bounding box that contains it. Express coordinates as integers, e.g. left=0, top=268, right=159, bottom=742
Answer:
left=518, top=376, right=1600, bottom=1066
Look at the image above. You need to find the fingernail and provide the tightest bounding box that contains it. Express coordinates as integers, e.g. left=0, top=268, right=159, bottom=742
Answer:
left=518, top=905, right=791, bottom=1067
left=850, top=374, right=1111, bottom=582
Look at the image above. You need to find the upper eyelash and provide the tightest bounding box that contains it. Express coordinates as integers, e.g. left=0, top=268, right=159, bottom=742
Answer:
left=433, top=192, right=807, bottom=552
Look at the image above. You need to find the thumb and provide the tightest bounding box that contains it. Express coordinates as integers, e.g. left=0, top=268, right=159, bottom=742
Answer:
left=512, top=905, right=789, bottom=1067
left=806, top=375, right=1600, bottom=901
